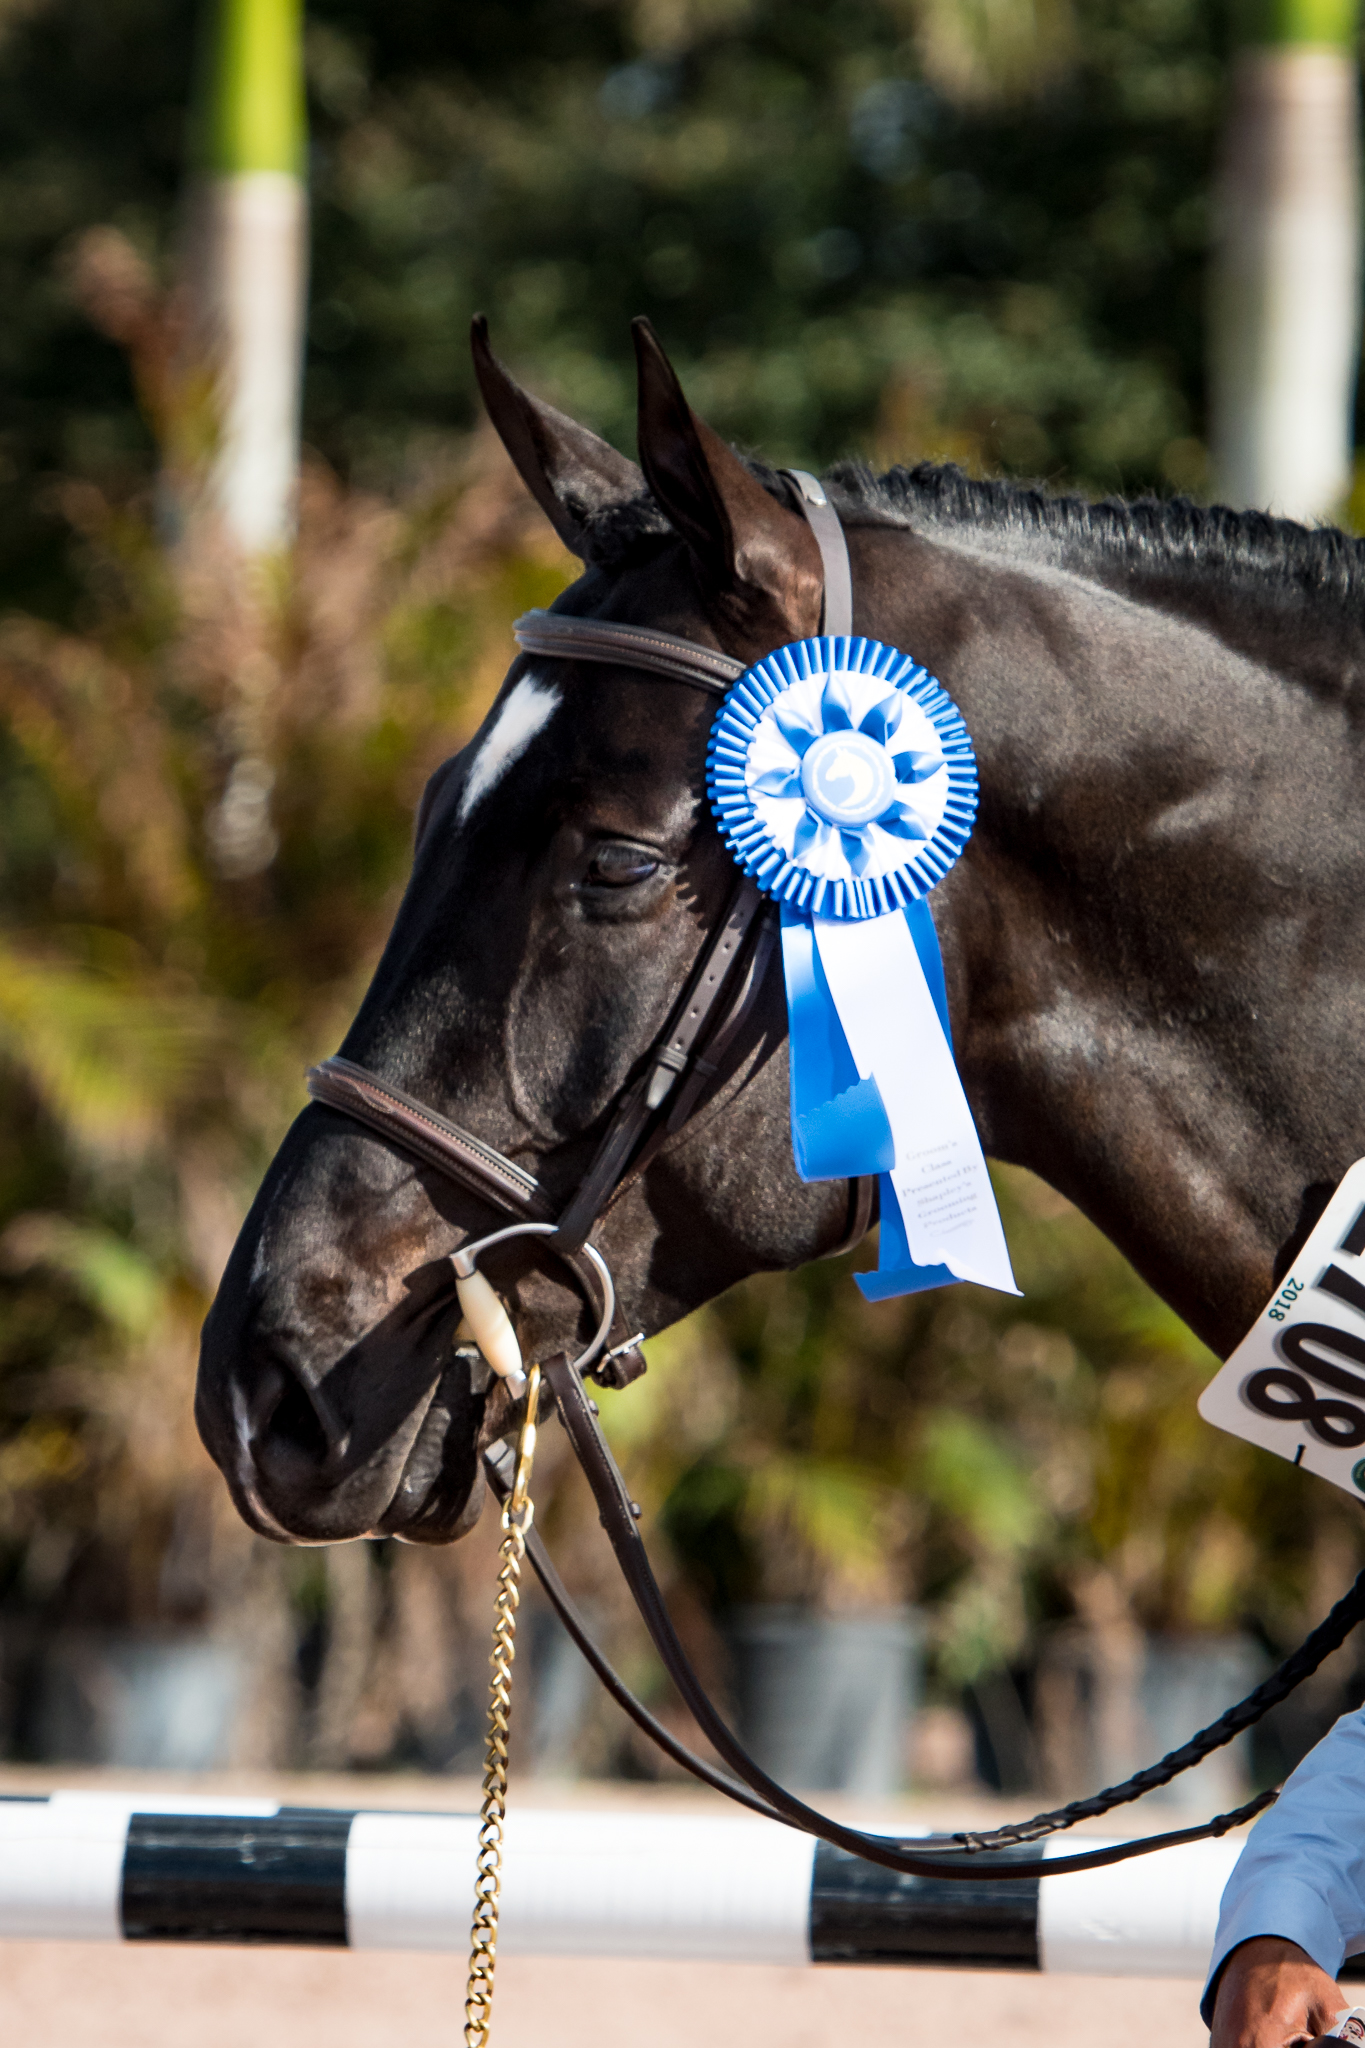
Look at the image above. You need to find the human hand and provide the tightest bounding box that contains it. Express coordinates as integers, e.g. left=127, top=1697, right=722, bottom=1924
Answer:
left=1211, top=1936, right=1346, bottom=2047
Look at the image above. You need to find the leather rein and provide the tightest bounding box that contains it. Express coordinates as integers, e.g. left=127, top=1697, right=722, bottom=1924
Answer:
left=303, top=472, right=1337, bottom=1879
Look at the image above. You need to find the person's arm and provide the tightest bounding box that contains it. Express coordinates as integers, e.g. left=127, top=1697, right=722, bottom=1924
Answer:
left=1210, top=1935, right=1343, bottom=2047
left=1202, top=1708, right=1365, bottom=2041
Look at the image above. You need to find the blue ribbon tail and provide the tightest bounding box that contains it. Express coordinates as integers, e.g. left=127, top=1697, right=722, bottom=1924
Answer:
left=783, top=897, right=968, bottom=1301
left=781, top=909, right=895, bottom=1180
left=905, top=893, right=951, bottom=1040
left=794, top=1079, right=894, bottom=1181
left=855, top=1172, right=956, bottom=1299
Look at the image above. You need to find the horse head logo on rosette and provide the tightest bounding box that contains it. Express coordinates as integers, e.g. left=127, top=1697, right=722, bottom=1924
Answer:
left=707, top=634, right=1018, bottom=1300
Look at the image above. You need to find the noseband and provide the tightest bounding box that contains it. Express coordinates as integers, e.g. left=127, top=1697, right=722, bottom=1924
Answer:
left=302, top=473, right=1364, bottom=1880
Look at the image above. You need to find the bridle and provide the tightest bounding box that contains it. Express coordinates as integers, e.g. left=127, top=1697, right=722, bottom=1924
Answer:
left=303, top=472, right=1365, bottom=1879
left=307, top=469, right=874, bottom=1394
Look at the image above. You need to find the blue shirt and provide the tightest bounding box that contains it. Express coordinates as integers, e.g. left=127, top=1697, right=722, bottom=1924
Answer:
left=1202, top=1706, right=1365, bottom=2023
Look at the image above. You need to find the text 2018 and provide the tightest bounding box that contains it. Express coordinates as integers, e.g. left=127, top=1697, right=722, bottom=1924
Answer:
left=1268, top=1278, right=1304, bottom=1324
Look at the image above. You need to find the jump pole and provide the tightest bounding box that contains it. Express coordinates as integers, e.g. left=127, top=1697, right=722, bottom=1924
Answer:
left=0, top=1792, right=1290, bottom=1977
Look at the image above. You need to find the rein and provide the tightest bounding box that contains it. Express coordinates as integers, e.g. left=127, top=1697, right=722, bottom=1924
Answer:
left=305, top=471, right=1365, bottom=1877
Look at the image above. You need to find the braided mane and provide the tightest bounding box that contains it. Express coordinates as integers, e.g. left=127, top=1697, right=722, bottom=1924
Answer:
left=837, top=459, right=1365, bottom=613
left=585, top=450, right=1365, bottom=625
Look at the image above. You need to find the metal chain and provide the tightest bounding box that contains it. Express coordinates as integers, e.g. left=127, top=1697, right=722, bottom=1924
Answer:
left=464, top=1362, right=541, bottom=2048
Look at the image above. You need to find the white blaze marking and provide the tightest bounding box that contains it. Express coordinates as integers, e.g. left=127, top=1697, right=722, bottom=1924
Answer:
left=458, top=674, right=560, bottom=823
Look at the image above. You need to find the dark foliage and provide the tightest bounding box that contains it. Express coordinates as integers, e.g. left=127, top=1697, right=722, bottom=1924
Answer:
left=1, top=0, right=1229, bottom=612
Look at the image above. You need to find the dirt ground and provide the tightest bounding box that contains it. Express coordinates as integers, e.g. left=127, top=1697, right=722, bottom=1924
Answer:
left=0, top=1768, right=1211, bottom=2047
left=0, top=1940, right=1208, bottom=2048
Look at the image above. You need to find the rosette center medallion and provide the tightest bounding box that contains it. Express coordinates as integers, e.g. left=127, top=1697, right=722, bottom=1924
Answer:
left=800, top=729, right=897, bottom=827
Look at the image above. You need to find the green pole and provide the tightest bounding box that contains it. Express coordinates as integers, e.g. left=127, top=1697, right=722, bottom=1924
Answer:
left=1235, top=0, right=1357, bottom=43
left=198, top=0, right=306, bottom=178
left=182, top=0, right=308, bottom=556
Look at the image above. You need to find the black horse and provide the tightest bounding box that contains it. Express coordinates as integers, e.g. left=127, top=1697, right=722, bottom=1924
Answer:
left=196, top=318, right=1365, bottom=1548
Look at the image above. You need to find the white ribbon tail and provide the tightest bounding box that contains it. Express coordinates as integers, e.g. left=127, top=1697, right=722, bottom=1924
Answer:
left=812, top=913, right=1019, bottom=1295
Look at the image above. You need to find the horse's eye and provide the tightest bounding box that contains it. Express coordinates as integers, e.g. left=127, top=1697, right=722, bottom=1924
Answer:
left=586, top=844, right=660, bottom=888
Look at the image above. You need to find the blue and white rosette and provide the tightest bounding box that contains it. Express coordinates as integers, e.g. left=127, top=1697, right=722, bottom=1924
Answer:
left=707, top=635, right=1017, bottom=1300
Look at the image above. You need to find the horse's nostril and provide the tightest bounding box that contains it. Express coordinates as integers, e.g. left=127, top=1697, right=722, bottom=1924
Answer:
left=268, top=1376, right=331, bottom=1464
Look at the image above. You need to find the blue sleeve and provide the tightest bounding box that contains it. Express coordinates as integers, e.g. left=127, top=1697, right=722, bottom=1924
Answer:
left=1201, top=1707, right=1365, bottom=2025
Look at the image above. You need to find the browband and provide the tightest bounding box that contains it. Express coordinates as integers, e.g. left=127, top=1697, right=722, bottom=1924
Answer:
left=512, top=612, right=742, bottom=695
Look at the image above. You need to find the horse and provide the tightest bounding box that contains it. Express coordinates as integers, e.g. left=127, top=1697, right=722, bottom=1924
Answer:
left=195, top=315, right=1365, bottom=1555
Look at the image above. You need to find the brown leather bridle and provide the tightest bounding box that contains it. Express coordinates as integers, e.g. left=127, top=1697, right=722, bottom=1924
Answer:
left=307, top=471, right=874, bottom=1393
left=299, top=473, right=1352, bottom=1880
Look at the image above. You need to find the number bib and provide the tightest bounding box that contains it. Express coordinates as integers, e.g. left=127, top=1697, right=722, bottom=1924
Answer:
left=1201, top=1159, right=1365, bottom=1498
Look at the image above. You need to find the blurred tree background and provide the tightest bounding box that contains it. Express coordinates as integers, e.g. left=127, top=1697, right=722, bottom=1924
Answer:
left=4, top=0, right=1222, bottom=614
left=0, top=0, right=1361, bottom=1788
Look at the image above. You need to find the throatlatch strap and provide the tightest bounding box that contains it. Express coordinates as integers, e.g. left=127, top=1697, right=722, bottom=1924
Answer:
left=785, top=471, right=853, bottom=637
left=782, top=471, right=875, bottom=1254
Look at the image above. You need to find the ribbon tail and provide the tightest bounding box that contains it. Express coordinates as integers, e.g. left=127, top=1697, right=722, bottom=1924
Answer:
left=780, top=910, right=894, bottom=1181
left=856, top=1171, right=957, bottom=1300
left=905, top=893, right=951, bottom=1039
left=813, top=906, right=1019, bottom=1298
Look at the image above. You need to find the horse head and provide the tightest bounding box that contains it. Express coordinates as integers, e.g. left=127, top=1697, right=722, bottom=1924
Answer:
left=195, top=320, right=861, bottom=1544
left=198, top=316, right=1365, bottom=1549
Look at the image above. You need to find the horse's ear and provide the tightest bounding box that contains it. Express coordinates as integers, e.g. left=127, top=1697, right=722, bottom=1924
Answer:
left=632, top=317, right=823, bottom=644
left=471, top=315, right=643, bottom=559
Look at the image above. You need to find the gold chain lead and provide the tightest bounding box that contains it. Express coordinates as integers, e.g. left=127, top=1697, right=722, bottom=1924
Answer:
left=464, top=1361, right=541, bottom=2048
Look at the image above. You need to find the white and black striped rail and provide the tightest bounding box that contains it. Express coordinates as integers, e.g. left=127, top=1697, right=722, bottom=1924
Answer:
left=0, top=1791, right=1302, bottom=1977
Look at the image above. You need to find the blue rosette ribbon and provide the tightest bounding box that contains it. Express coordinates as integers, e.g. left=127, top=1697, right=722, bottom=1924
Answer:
left=707, top=635, right=1018, bottom=1299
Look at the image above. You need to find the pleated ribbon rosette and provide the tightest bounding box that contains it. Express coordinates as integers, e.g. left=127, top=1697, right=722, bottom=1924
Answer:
left=707, top=635, right=1017, bottom=1299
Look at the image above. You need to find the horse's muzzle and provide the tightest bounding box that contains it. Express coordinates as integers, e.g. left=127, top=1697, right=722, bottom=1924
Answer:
left=194, top=1259, right=496, bottom=1545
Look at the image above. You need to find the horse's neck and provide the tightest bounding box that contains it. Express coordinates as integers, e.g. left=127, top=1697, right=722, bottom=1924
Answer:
left=858, top=516, right=1365, bottom=1357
